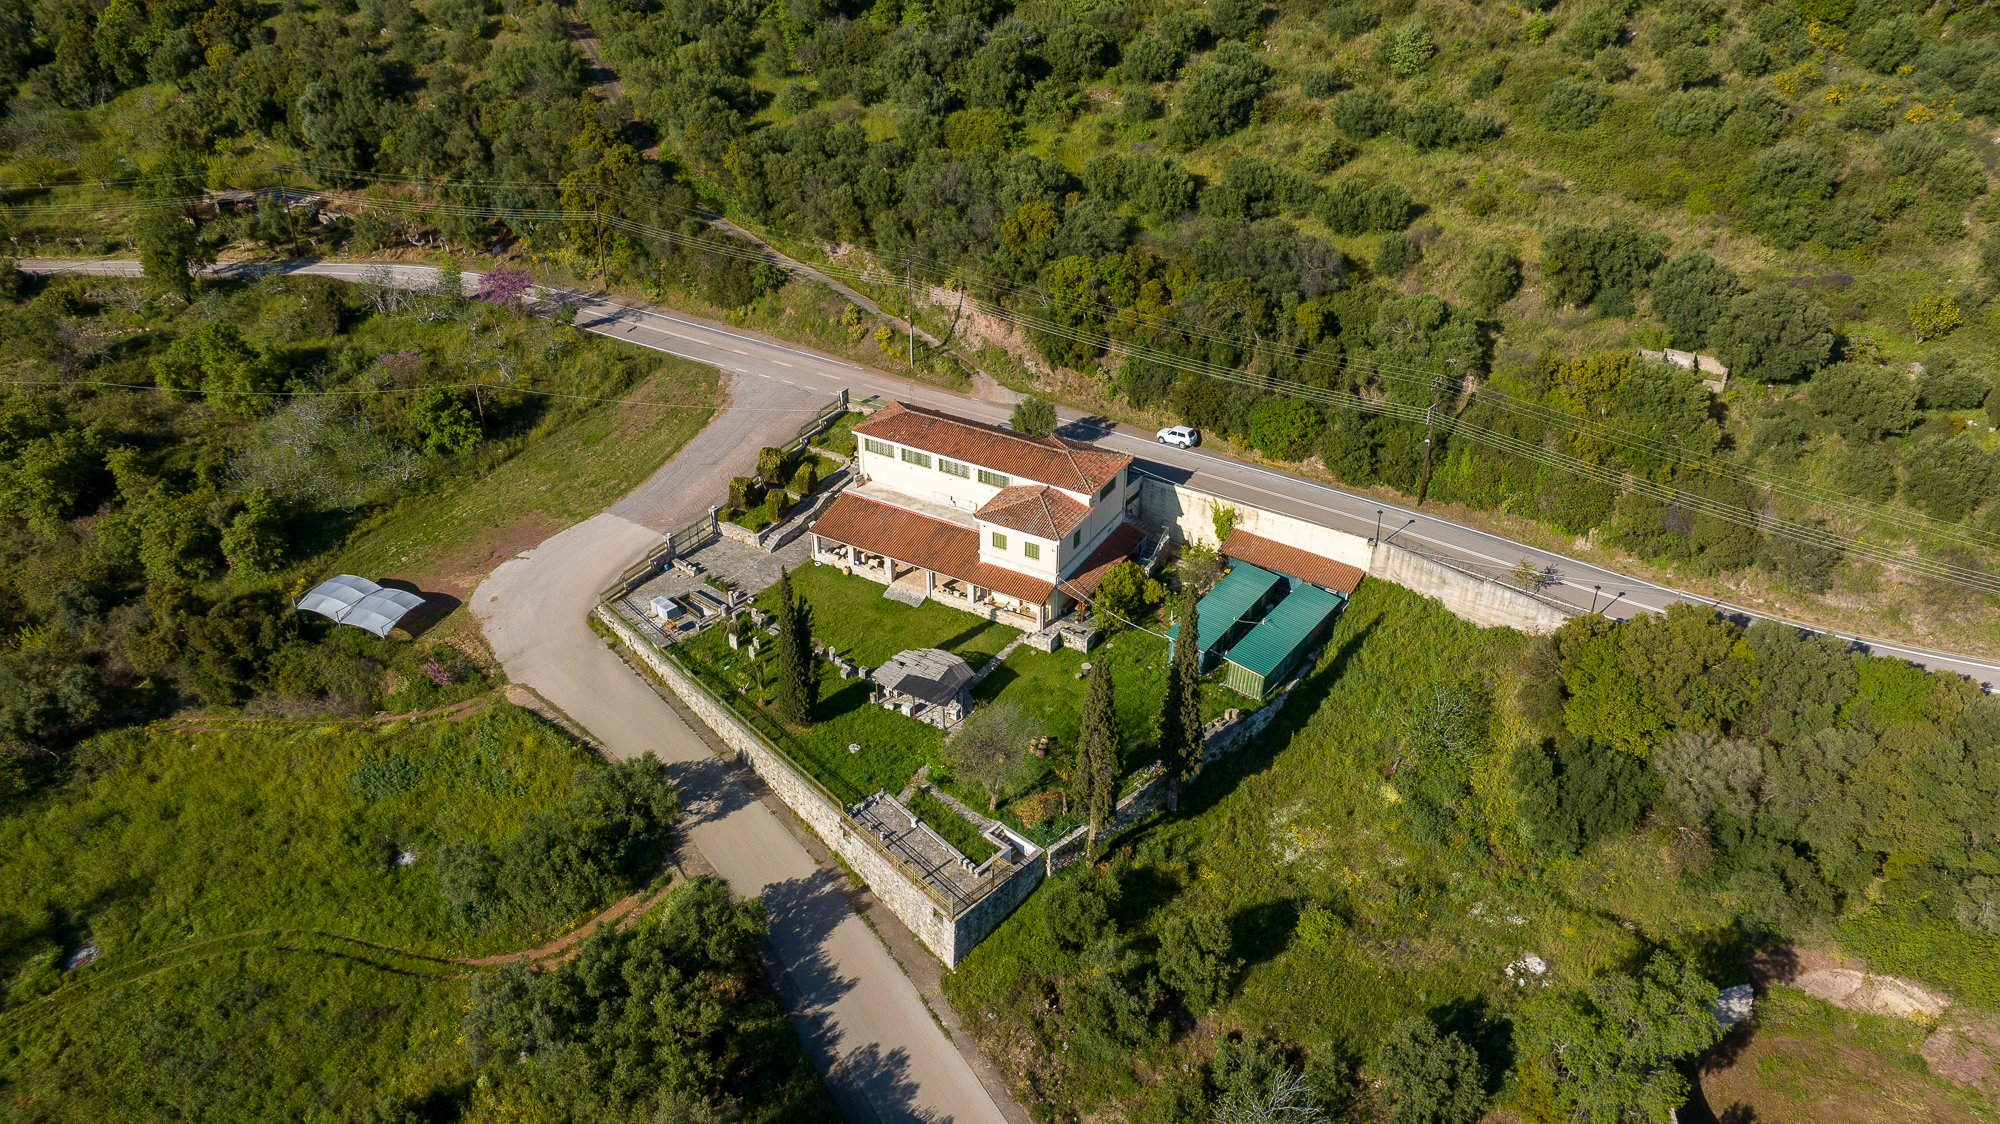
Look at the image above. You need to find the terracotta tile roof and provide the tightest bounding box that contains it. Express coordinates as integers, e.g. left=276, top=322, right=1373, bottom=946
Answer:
left=1060, top=521, right=1149, bottom=599
left=977, top=485, right=1092, bottom=539
left=852, top=401, right=1130, bottom=494
left=811, top=492, right=1057, bottom=605
left=1220, top=530, right=1366, bottom=595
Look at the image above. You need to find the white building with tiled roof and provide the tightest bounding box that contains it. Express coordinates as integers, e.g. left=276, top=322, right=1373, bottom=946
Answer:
left=809, top=401, right=1146, bottom=630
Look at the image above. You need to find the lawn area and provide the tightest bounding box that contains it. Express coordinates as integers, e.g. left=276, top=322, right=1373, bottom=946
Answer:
left=337, top=361, right=719, bottom=591
left=768, top=564, right=1020, bottom=669
left=814, top=410, right=864, bottom=457
left=0, top=704, right=624, bottom=989
left=670, top=565, right=1020, bottom=804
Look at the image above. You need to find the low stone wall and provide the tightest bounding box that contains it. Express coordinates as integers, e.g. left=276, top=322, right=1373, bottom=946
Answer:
left=594, top=607, right=968, bottom=962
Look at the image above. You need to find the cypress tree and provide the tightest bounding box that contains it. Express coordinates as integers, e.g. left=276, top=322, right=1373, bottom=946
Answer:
left=1076, top=657, right=1120, bottom=853
left=1159, top=590, right=1203, bottom=810
left=773, top=568, right=816, bottom=724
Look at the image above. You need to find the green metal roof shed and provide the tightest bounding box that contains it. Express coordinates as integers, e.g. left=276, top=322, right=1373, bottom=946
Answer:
left=1222, top=584, right=1347, bottom=698
left=1168, top=562, right=1285, bottom=669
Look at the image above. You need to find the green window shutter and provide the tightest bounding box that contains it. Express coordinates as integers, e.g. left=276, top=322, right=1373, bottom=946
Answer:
left=901, top=448, right=932, bottom=469
left=864, top=438, right=893, bottom=457
left=1024, top=542, right=1040, bottom=560
left=978, top=469, right=1010, bottom=487
left=992, top=532, right=1007, bottom=549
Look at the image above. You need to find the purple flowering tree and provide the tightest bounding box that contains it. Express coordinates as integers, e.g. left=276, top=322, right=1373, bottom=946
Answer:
left=474, top=266, right=536, bottom=315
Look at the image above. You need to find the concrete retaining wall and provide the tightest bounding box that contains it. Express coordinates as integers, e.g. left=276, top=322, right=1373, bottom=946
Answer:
left=1368, top=541, right=1572, bottom=634
left=1134, top=478, right=1572, bottom=636
left=1136, top=477, right=1371, bottom=568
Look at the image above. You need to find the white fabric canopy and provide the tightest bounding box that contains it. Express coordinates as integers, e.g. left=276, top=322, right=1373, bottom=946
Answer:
left=296, top=575, right=426, bottom=637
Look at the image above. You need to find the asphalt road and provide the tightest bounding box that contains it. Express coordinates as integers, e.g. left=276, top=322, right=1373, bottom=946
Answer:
left=27, top=257, right=2000, bottom=689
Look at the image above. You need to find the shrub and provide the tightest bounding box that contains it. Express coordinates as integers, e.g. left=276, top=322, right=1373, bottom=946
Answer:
left=1816, top=199, right=1881, bottom=249
left=1123, top=34, right=1184, bottom=82
left=1561, top=0, right=1626, bottom=57
left=1208, top=0, right=1262, bottom=40
left=1930, top=149, right=1989, bottom=206
left=1850, top=13, right=1921, bottom=73
left=1157, top=910, right=1239, bottom=1013
left=1465, top=244, right=1522, bottom=313
left=1595, top=45, right=1631, bottom=82
left=1173, top=43, right=1273, bottom=144
left=1400, top=98, right=1499, bottom=150
left=1387, top=19, right=1438, bottom=76
left=1881, top=124, right=1946, bottom=178
left=757, top=445, right=786, bottom=483
left=1011, top=395, right=1058, bottom=435
left=1299, top=69, right=1343, bottom=99
left=1304, top=135, right=1359, bottom=174
left=1375, top=231, right=1421, bottom=276
left=1317, top=179, right=1414, bottom=234
left=1539, top=78, right=1610, bottom=131
left=1650, top=249, right=1742, bottom=349
left=1720, top=85, right=1788, bottom=146
left=1727, top=35, right=1775, bottom=76
left=1660, top=44, right=1717, bottom=87
left=1652, top=89, right=1733, bottom=137
left=1328, top=88, right=1398, bottom=140
left=1760, top=525, right=1844, bottom=592
left=1902, top=436, right=1996, bottom=522
left=1712, top=286, right=1834, bottom=382
left=1808, top=362, right=1917, bottom=439
left=1910, top=289, right=1964, bottom=343
left=1837, top=94, right=1893, bottom=133
left=1377, top=1016, right=1486, bottom=1124
left=1325, top=0, right=1380, bottom=38
left=1510, top=735, right=1657, bottom=857
left=1247, top=397, right=1322, bottom=458
left=1468, top=57, right=1507, bottom=97
left=1540, top=218, right=1666, bottom=309
left=1917, top=358, right=1994, bottom=410
left=1833, top=443, right=1896, bottom=503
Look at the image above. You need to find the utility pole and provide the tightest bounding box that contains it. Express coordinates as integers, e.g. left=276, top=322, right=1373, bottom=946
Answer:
left=1415, top=371, right=1445, bottom=506
left=593, top=187, right=605, bottom=290
left=906, top=268, right=916, bottom=369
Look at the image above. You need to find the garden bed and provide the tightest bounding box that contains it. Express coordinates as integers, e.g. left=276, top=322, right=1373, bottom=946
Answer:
left=908, top=789, right=999, bottom=863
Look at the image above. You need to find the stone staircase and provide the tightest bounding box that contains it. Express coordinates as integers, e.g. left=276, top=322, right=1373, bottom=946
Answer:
left=882, top=571, right=929, bottom=607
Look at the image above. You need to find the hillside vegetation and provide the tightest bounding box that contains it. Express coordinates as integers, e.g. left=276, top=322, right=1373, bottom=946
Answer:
left=4, top=0, right=1997, bottom=645
left=943, top=579, right=2000, bottom=1123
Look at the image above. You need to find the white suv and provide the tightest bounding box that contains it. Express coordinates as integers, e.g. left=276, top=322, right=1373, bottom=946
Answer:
left=1156, top=425, right=1200, bottom=448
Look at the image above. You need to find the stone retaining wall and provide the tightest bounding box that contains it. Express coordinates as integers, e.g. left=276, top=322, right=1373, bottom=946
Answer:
left=595, top=607, right=966, bottom=961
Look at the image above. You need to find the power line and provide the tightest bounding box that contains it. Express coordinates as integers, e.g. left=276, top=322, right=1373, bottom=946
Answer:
left=17, top=175, right=1999, bottom=592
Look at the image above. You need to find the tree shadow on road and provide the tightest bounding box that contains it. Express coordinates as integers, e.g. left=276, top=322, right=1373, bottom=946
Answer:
left=666, top=755, right=761, bottom=830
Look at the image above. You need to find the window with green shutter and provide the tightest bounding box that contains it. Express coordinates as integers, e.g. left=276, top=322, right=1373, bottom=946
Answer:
left=991, top=532, right=1007, bottom=550
left=901, top=448, right=932, bottom=469
left=864, top=438, right=893, bottom=457
left=1024, top=542, right=1040, bottom=560
left=978, top=469, right=1010, bottom=487
left=940, top=459, right=970, bottom=478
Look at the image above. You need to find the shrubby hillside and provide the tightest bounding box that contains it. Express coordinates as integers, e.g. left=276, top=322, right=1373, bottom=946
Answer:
left=6, top=0, right=1998, bottom=642
left=0, top=266, right=715, bottom=743
left=944, top=580, right=2000, bottom=1123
